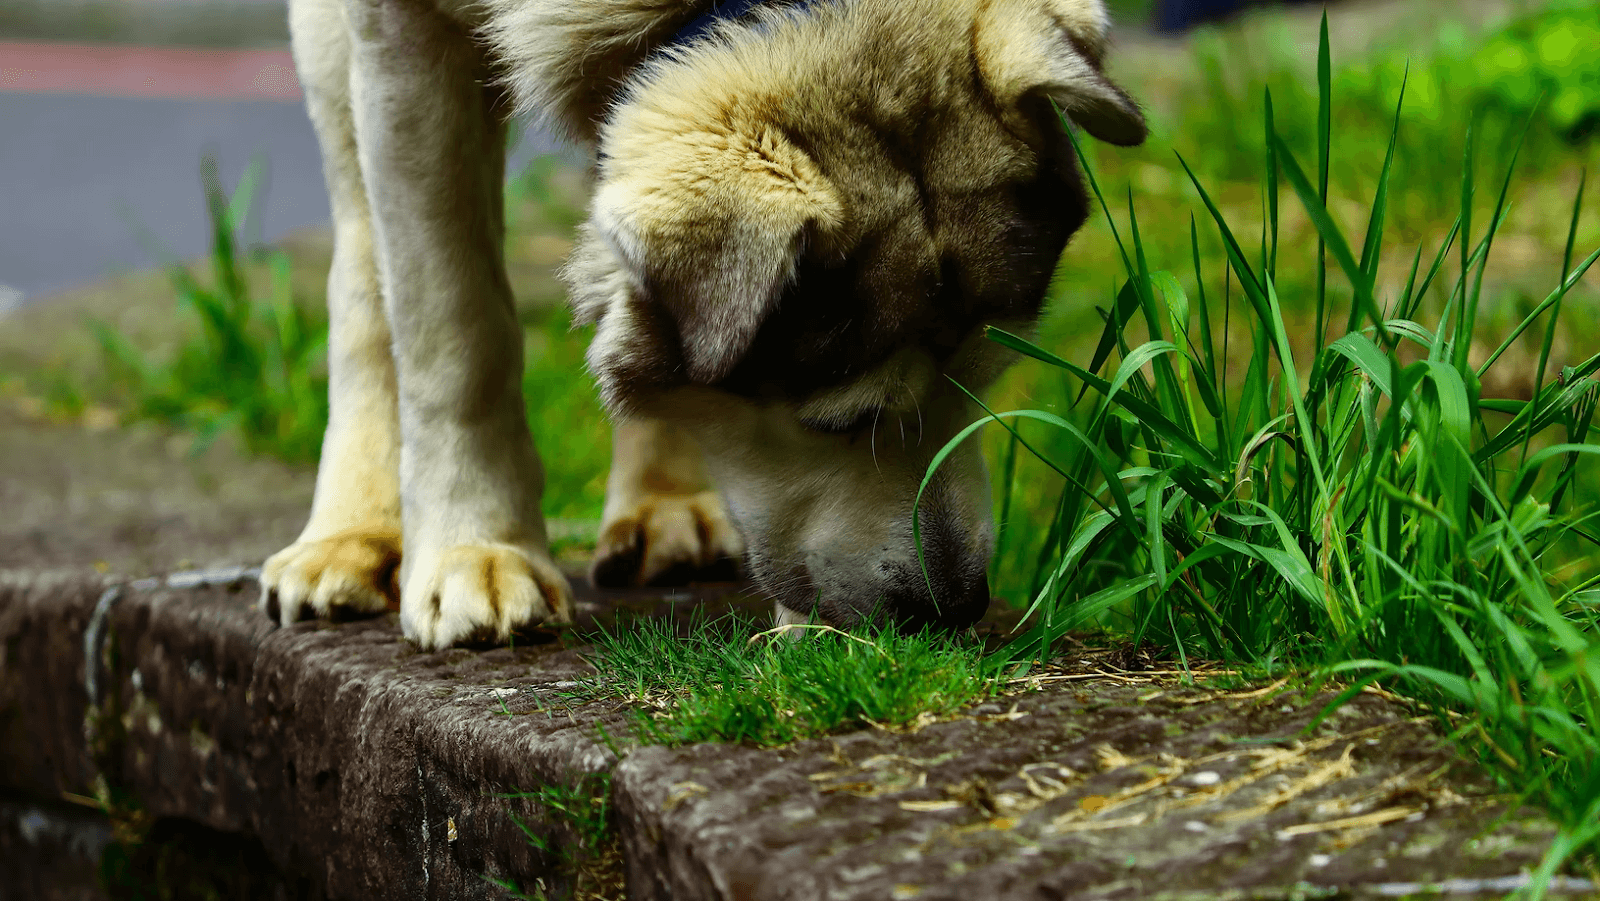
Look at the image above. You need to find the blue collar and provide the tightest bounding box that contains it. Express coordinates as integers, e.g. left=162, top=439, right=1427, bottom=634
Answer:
left=667, top=0, right=819, bottom=50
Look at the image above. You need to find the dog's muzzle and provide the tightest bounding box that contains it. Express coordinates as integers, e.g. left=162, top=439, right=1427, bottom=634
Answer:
left=775, top=551, right=993, bottom=633
left=883, top=569, right=992, bottom=632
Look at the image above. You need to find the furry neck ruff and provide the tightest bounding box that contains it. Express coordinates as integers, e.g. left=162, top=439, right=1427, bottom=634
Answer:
left=668, top=0, right=823, bottom=49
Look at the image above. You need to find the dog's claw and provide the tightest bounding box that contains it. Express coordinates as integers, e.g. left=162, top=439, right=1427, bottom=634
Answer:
left=590, top=525, right=645, bottom=588
left=400, top=544, right=572, bottom=650
left=591, top=490, right=744, bottom=588
left=259, top=529, right=401, bottom=627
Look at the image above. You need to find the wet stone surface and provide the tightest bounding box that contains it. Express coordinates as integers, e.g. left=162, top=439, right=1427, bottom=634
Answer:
left=0, top=565, right=1590, bottom=900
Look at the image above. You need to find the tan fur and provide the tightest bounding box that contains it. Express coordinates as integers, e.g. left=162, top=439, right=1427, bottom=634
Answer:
left=481, top=0, right=708, bottom=148
left=264, top=0, right=573, bottom=648
left=266, top=0, right=1144, bottom=645
left=560, top=0, right=1144, bottom=626
left=593, top=419, right=744, bottom=586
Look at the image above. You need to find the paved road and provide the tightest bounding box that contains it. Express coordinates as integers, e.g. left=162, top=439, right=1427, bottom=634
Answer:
left=0, top=41, right=556, bottom=310
left=0, top=91, right=328, bottom=307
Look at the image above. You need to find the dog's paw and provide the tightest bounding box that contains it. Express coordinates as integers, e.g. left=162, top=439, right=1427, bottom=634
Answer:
left=400, top=544, right=573, bottom=649
left=260, top=528, right=402, bottom=626
left=591, top=490, right=744, bottom=588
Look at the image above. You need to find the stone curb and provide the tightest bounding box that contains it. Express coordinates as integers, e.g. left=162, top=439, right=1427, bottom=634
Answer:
left=0, top=567, right=697, bottom=898
left=611, top=693, right=1585, bottom=901
left=3, top=568, right=1594, bottom=900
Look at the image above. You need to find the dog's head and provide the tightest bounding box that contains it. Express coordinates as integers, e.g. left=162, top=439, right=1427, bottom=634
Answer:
left=564, top=0, right=1144, bottom=629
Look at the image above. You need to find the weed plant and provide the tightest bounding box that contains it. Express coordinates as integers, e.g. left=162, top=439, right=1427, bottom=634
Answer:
left=92, top=157, right=329, bottom=462
left=930, top=15, right=1600, bottom=881
left=588, top=614, right=1003, bottom=747
left=490, top=774, right=616, bottom=900
left=502, top=775, right=613, bottom=859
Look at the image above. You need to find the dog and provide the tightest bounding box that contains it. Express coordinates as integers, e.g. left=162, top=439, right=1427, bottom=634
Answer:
left=259, top=0, right=1146, bottom=648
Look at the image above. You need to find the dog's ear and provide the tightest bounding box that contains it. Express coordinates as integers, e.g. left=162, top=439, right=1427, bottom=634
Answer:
left=588, top=128, right=845, bottom=384
left=976, top=0, right=1147, bottom=147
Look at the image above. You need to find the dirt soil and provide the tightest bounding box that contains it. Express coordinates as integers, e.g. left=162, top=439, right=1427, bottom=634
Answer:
left=0, top=406, right=311, bottom=576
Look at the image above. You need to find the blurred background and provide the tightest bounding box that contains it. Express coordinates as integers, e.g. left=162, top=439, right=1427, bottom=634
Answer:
left=0, top=0, right=561, bottom=308
left=5, top=0, right=1595, bottom=307
left=2, top=0, right=310, bottom=307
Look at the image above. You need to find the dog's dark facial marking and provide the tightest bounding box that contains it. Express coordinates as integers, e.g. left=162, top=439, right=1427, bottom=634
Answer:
left=715, top=118, right=1092, bottom=404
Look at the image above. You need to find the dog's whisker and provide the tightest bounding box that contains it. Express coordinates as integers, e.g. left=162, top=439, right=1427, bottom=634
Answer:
left=908, top=385, right=924, bottom=448
left=870, top=406, right=883, bottom=475
left=766, top=575, right=812, bottom=595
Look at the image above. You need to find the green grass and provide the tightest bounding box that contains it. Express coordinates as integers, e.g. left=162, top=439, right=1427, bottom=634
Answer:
left=1184, top=2, right=1598, bottom=197
left=934, top=13, right=1600, bottom=886
left=89, top=156, right=329, bottom=462
left=1177, top=18, right=1563, bottom=221
left=69, top=1, right=1598, bottom=537
left=489, top=773, right=615, bottom=900
left=501, top=775, right=613, bottom=859
left=520, top=309, right=609, bottom=526
left=1067, top=1, right=1600, bottom=309
left=586, top=613, right=1005, bottom=747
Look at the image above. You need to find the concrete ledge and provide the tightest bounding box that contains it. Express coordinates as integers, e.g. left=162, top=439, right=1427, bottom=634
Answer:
left=613, top=687, right=1570, bottom=900
left=0, top=568, right=745, bottom=898
left=3, top=568, right=1592, bottom=900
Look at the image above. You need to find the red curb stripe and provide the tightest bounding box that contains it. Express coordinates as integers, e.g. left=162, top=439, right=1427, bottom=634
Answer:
left=0, top=41, right=301, bottom=100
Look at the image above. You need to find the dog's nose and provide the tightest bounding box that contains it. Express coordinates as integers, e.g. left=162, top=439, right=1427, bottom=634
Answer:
left=938, top=571, right=991, bottom=630
left=884, top=569, right=991, bottom=632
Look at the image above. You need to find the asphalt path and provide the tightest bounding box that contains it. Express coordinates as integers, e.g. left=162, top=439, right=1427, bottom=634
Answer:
left=1, top=91, right=329, bottom=307
left=0, top=41, right=557, bottom=310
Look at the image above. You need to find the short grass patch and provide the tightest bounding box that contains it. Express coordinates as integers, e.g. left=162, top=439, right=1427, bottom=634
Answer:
left=586, top=613, right=1005, bottom=748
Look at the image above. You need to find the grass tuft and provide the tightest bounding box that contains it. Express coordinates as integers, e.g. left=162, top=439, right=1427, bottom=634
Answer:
left=90, top=156, right=328, bottom=462
left=587, top=613, right=1005, bottom=748
left=490, top=773, right=617, bottom=900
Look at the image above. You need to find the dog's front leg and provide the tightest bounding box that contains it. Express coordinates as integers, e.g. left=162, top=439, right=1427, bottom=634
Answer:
left=261, top=0, right=403, bottom=626
left=591, top=418, right=744, bottom=588
left=344, top=1, right=567, bottom=647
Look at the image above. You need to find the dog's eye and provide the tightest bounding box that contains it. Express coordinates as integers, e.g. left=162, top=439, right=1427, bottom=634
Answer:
left=802, top=407, right=882, bottom=435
